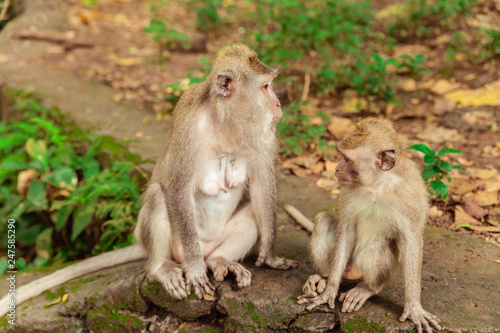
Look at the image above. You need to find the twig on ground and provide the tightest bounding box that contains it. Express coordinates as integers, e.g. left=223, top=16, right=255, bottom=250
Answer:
left=284, top=204, right=314, bottom=233
left=301, top=72, right=310, bottom=101
left=0, top=0, right=10, bottom=21
left=12, top=31, right=93, bottom=51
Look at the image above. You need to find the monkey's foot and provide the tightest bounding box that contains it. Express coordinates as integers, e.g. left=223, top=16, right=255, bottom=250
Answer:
left=255, top=254, right=298, bottom=270
left=400, top=302, right=442, bottom=333
left=297, top=285, right=337, bottom=311
left=300, top=274, right=327, bottom=298
left=207, top=257, right=251, bottom=288
left=151, top=262, right=188, bottom=299
left=338, top=282, right=374, bottom=313
left=186, top=273, right=215, bottom=299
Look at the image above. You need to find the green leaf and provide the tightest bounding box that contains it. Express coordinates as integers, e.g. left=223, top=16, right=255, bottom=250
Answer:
left=71, top=197, right=98, bottom=241
left=27, top=180, right=48, bottom=209
left=15, top=257, right=27, bottom=270
left=422, top=165, right=441, bottom=181
left=0, top=257, right=7, bottom=275
left=82, top=157, right=101, bottom=180
left=406, top=144, right=434, bottom=156
left=35, top=228, right=53, bottom=259
left=437, top=160, right=452, bottom=173
left=423, top=155, right=439, bottom=166
left=452, top=165, right=467, bottom=172
left=33, top=256, right=49, bottom=269
left=429, top=180, right=449, bottom=199
left=25, top=138, right=47, bottom=157
left=436, top=147, right=462, bottom=157
left=55, top=203, right=75, bottom=231
left=42, top=166, right=78, bottom=191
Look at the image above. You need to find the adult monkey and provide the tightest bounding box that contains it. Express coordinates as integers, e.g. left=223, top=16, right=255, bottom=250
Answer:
left=297, top=118, right=442, bottom=333
left=0, top=44, right=296, bottom=317
left=135, top=43, right=297, bottom=299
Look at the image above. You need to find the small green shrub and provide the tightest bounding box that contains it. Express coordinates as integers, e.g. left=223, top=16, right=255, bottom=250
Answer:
left=407, top=144, right=466, bottom=200
left=144, top=19, right=191, bottom=51
left=0, top=88, right=149, bottom=273
left=484, top=28, right=500, bottom=56
left=187, top=0, right=234, bottom=32
left=277, top=104, right=331, bottom=157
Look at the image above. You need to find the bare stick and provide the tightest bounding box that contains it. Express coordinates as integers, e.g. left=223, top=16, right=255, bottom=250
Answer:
left=0, top=0, right=10, bottom=21
left=284, top=204, right=314, bottom=233
left=301, top=72, right=310, bottom=101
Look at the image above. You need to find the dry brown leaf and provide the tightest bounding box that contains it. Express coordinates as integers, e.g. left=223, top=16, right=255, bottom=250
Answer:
left=467, top=226, right=500, bottom=233
left=288, top=154, right=321, bottom=168
left=310, top=161, right=325, bottom=175
left=463, top=196, right=487, bottom=220
left=416, top=126, right=466, bottom=144
left=486, top=219, right=500, bottom=227
left=426, top=79, right=461, bottom=95
left=400, top=78, right=417, bottom=92
left=428, top=206, right=443, bottom=218
left=316, top=178, right=338, bottom=191
left=17, top=169, right=37, bottom=196
left=432, top=98, right=456, bottom=116
left=292, top=168, right=312, bottom=178
left=446, top=79, right=500, bottom=106
left=327, top=116, right=355, bottom=139
left=469, top=168, right=495, bottom=180
left=325, top=160, right=338, bottom=172
left=280, top=160, right=300, bottom=170
left=448, top=178, right=478, bottom=195
left=453, top=205, right=482, bottom=226
left=457, top=157, right=474, bottom=167
left=393, top=45, right=430, bottom=58
left=484, top=181, right=500, bottom=193
left=464, top=191, right=500, bottom=207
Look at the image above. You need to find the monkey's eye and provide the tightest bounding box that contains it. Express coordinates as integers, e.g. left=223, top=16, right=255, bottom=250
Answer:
left=262, top=84, right=270, bottom=91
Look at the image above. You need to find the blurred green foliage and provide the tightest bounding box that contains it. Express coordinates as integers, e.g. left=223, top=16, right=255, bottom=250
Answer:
left=0, top=88, right=149, bottom=274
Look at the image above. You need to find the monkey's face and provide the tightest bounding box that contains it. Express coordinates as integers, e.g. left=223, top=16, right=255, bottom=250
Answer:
left=335, top=147, right=360, bottom=186
left=258, top=75, right=282, bottom=127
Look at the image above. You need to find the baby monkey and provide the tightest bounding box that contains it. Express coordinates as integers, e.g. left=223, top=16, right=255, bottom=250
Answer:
left=297, top=118, right=442, bottom=333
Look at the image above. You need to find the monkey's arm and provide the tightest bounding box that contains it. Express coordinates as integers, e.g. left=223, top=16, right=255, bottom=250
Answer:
left=164, top=167, right=215, bottom=299
left=399, top=230, right=442, bottom=333
left=298, top=223, right=355, bottom=310
left=251, top=167, right=297, bottom=270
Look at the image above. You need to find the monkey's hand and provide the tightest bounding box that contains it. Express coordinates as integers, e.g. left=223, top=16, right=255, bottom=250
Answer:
left=255, top=253, right=298, bottom=270
left=400, top=302, right=442, bottom=333
left=185, top=272, right=215, bottom=300
left=296, top=285, right=337, bottom=311
left=300, top=274, right=327, bottom=298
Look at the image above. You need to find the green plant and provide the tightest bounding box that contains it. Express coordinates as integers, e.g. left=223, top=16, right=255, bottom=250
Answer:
left=277, top=104, right=331, bottom=157
left=398, top=54, right=428, bottom=79
left=144, top=19, right=191, bottom=51
left=0, top=88, right=149, bottom=274
left=187, top=0, right=234, bottom=32
left=406, top=144, right=466, bottom=200
left=484, top=28, right=500, bottom=56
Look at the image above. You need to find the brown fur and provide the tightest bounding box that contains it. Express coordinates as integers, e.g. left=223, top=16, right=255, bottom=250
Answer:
left=299, top=118, right=441, bottom=333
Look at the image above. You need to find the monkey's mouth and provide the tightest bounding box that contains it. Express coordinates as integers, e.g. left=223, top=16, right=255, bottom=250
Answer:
left=336, top=177, right=352, bottom=186
left=271, top=116, right=280, bottom=125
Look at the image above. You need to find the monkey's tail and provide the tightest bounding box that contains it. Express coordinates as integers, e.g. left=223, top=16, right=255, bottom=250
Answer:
left=0, top=244, right=146, bottom=318
left=284, top=204, right=314, bottom=233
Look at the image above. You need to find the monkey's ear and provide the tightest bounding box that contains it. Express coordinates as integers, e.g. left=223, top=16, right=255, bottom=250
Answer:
left=377, top=149, right=396, bottom=171
left=216, top=71, right=234, bottom=98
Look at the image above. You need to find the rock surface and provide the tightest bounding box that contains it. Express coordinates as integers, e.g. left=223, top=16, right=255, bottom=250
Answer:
left=0, top=1, right=500, bottom=332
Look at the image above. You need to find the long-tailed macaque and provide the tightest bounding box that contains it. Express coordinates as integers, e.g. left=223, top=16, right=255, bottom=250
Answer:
left=297, top=118, right=442, bottom=333
left=0, top=44, right=296, bottom=318
left=134, top=43, right=297, bottom=299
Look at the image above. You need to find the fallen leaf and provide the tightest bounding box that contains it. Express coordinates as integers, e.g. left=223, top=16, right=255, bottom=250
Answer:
left=461, top=110, right=496, bottom=128
left=17, top=169, right=37, bottom=196
left=453, top=205, right=482, bottom=227
left=485, top=181, right=500, bottom=192
left=425, top=79, right=461, bottom=95
left=310, top=161, right=325, bottom=175
left=400, top=78, right=418, bottom=92
left=462, top=225, right=500, bottom=232
left=393, top=45, right=430, bottom=58
left=464, top=191, right=500, bottom=207
left=469, top=168, right=496, bottom=180
left=327, top=116, right=355, bottom=139
left=486, top=219, right=500, bottom=227
left=494, top=260, right=500, bottom=264
left=325, top=160, right=338, bottom=172
left=457, top=157, right=474, bottom=167
left=432, top=98, right=456, bottom=116
left=416, top=126, right=466, bottom=143
left=288, top=154, right=320, bottom=168
left=463, top=196, right=487, bottom=220
left=292, top=168, right=312, bottom=178
left=108, top=53, right=142, bottom=66
left=428, top=206, right=443, bottom=218
left=281, top=160, right=300, bottom=170
left=340, top=98, right=367, bottom=113
left=445, top=79, right=500, bottom=106
left=316, top=178, right=338, bottom=191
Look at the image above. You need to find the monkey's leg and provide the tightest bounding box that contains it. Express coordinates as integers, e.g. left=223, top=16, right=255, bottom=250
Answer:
left=205, top=203, right=258, bottom=288
left=136, top=183, right=187, bottom=299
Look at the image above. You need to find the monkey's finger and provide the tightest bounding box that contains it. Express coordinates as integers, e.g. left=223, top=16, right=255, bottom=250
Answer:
left=422, top=320, right=433, bottom=333
left=317, top=279, right=327, bottom=294
left=338, top=292, right=346, bottom=302
left=425, top=314, right=442, bottom=331
left=399, top=310, right=410, bottom=322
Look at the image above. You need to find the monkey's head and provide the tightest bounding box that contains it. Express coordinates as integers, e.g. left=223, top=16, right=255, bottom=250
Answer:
left=335, top=118, right=402, bottom=187
left=208, top=44, right=282, bottom=134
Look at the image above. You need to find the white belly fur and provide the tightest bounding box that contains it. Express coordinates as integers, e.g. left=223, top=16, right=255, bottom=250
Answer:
left=196, top=155, right=247, bottom=241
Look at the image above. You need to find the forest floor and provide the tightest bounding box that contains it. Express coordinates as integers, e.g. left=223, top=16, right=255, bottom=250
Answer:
left=0, top=1, right=499, bottom=332
left=7, top=0, right=497, bottom=246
